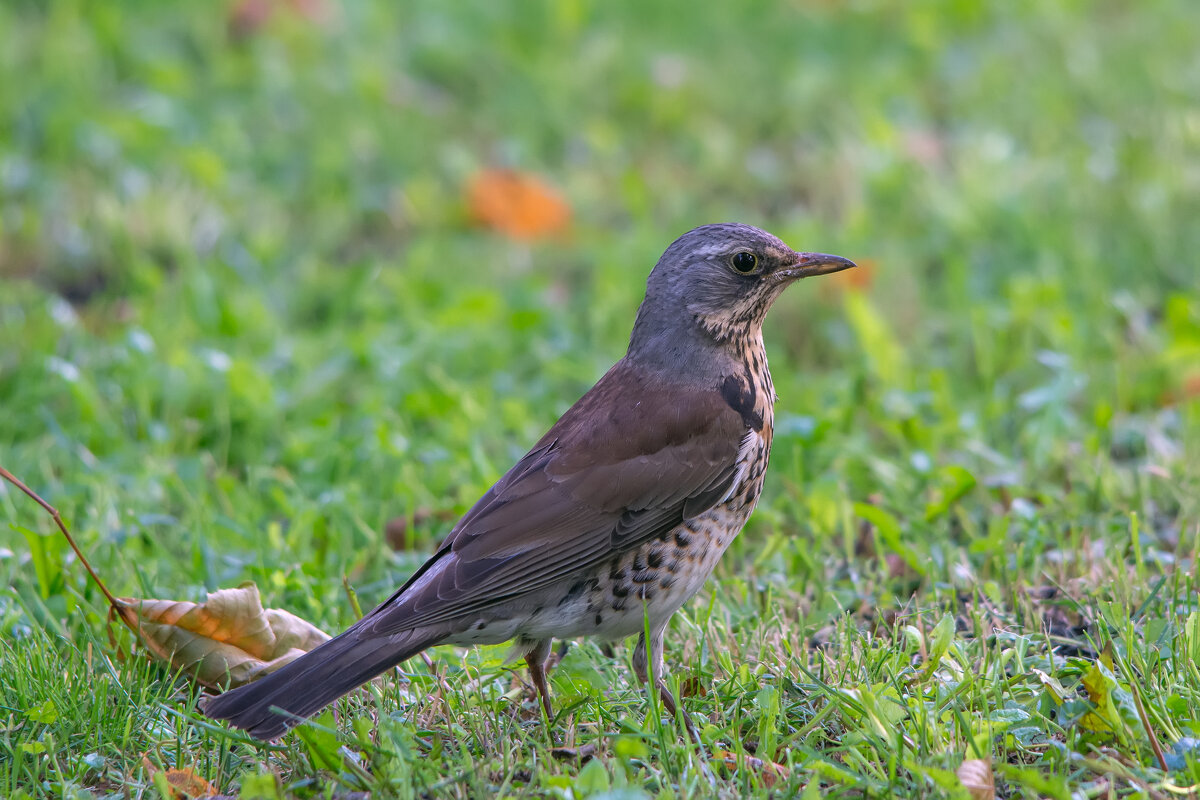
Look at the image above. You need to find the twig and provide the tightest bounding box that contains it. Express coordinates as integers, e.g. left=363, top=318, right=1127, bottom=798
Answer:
left=0, top=465, right=131, bottom=624
left=1129, top=679, right=1169, bottom=772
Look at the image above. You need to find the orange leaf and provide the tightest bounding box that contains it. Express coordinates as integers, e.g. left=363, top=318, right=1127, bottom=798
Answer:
left=0, top=467, right=329, bottom=692
left=831, top=257, right=876, bottom=292
left=142, top=758, right=215, bottom=799
left=466, top=169, right=571, bottom=241
left=164, top=768, right=215, bottom=799
left=710, top=749, right=790, bottom=788
left=123, top=582, right=330, bottom=689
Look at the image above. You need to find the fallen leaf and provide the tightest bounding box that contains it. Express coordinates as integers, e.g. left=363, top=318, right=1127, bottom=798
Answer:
left=830, top=257, right=876, bottom=292
left=1165, top=373, right=1200, bottom=406
left=164, top=768, right=215, bottom=799
left=1079, top=643, right=1117, bottom=733
left=550, top=743, right=597, bottom=762
left=122, top=583, right=330, bottom=689
left=1031, top=668, right=1071, bottom=703
left=142, top=757, right=215, bottom=799
left=0, top=467, right=330, bottom=692
left=956, top=758, right=995, bottom=800
left=466, top=169, right=570, bottom=241
left=711, top=749, right=790, bottom=788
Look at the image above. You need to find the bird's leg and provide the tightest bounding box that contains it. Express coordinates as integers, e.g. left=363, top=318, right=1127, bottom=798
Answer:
left=524, top=638, right=554, bottom=722
left=634, top=626, right=714, bottom=782
left=632, top=627, right=677, bottom=716
left=631, top=629, right=652, bottom=684
left=547, top=640, right=572, bottom=672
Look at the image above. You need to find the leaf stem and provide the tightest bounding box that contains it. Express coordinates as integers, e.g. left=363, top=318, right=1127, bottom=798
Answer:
left=0, top=465, right=126, bottom=613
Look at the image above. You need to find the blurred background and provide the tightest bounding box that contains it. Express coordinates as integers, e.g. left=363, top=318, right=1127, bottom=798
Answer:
left=1, top=0, right=1199, bottom=789
left=4, top=0, right=1200, bottom=622
left=3, top=0, right=1199, bottom=622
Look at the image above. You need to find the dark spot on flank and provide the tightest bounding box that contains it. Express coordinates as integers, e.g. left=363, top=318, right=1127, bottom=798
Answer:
left=612, top=583, right=629, bottom=598
left=660, top=575, right=676, bottom=590
left=721, top=373, right=763, bottom=431
left=633, top=570, right=655, bottom=584
left=594, top=612, right=604, bottom=627
left=633, top=553, right=647, bottom=571
left=667, top=558, right=681, bottom=573
left=475, top=620, right=487, bottom=630
left=559, top=578, right=590, bottom=606
left=609, top=565, right=627, bottom=582
left=647, top=549, right=664, bottom=568
left=674, top=530, right=691, bottom=547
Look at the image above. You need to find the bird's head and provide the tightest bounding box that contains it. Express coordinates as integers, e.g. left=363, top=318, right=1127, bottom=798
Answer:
left=628, top=223, right=855, bottom=365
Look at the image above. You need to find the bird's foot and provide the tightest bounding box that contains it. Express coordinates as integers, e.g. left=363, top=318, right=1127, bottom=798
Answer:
left=657, top=679, right=716, bottom=786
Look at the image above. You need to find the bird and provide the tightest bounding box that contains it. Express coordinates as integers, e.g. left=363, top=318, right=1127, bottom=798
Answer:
left=202, top=223, right=854, bottom=740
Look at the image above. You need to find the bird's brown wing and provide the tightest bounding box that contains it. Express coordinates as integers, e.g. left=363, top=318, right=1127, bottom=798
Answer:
left=364, top=359, right=748, bottom=634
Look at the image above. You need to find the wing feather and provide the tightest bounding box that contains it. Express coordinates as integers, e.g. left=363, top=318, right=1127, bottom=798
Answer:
left=364, top=360, right=747, bottom=635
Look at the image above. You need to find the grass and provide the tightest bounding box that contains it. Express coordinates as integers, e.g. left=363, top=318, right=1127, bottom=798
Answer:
left=2, top=0, right=1199, bottom=797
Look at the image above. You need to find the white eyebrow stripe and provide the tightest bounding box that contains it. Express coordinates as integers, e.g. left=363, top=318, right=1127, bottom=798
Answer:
left=690, top=242, right=734, bottom=259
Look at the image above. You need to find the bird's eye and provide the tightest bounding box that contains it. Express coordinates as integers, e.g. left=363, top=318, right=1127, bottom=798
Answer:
left=731, top=251, right=758, bottom=273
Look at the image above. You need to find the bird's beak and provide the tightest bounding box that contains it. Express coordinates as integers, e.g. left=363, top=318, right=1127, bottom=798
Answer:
left=773, top=252, right=857, bottom=283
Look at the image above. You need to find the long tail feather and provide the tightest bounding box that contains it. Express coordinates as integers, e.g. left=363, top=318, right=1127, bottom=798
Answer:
left=201, top=625, right=437, bottom=740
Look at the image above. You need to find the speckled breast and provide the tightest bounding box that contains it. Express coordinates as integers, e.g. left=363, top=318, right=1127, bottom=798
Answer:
left=453, top=355, right=779, bottom=647
left=520, top=364, right=777, bottom=643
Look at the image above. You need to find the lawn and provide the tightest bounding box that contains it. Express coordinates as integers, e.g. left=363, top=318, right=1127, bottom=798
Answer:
left=2, top=0, right=1199, bottom=797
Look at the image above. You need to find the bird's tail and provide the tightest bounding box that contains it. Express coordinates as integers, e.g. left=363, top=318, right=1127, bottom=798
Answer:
left=201, top=623, right=437, bottom=740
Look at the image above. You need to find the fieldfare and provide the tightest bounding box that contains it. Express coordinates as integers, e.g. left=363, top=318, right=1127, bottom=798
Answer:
left=203, top=223, right=854, bottom=740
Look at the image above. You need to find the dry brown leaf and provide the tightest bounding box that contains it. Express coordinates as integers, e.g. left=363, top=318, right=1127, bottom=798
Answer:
left=711, top=749, right=790, bottom=788
left=123, top=583, right=330, bottom=689
left=142, top=757, right=216, bottom=799
left=830, top=257, right=876, bottom=292
left=0, top=467, right=330, bottom=692
left=550, top=743, right=597, bottom=762
left=164, top=768, right=215, bottom=799
left=466, top=168, right=571, bottom=241
left=1166, top=373, right=1200, bottom=405
left=956, top=758, right=995, bottom=800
